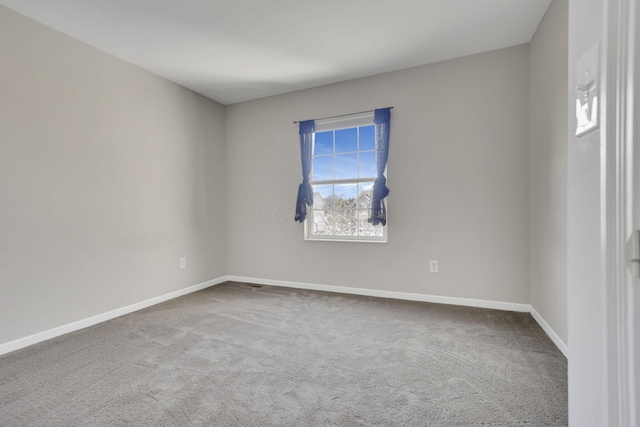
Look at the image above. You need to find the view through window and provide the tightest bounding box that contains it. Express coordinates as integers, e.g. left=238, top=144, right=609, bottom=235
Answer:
left=306, top=122, right=386, bottom=242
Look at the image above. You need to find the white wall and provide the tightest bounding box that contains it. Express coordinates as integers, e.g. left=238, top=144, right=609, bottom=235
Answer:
left=225, top=45, right=530, bottom=304
left=566, top=0, right=607, bottom=424
left=529, top=0, right=568, bottom=346
left=0, top=6, right=227, bottom=346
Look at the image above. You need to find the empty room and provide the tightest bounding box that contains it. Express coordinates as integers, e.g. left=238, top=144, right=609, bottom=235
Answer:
left=1, top=0, right=638, bottom=426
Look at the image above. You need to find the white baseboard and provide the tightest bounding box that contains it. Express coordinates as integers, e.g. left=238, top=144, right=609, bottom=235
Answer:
left=0, top=276, right=227, bottom=356
left=1, top=275, right=568, bottom=359
left=530, top=306, right=568, bottom=357
left=229, top=276, right=572, bottom=356
left=225, top=275, right=530, bottom=312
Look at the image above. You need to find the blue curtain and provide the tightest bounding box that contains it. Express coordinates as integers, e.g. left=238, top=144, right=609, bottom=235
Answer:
left=295, top=120, right=315, bottom=222
left=369, top=108, right=391, bottom=226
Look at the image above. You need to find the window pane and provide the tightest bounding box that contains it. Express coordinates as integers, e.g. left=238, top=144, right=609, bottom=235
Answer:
left=333, top=209, right=357, bottom=236
left=324, top=211, right=336, bottom=235
left=359, top=125, right=375, bottom=151
left=314, top=131, right=333, bottom=155
left=311, top=209, right=330, bottom=235
left=312, top=155, right=334, bottom=181
left=357, top=212, right=383, bottom=237
left=357, top=182, right=373, bottom=209
left=359, top=181, right=374, bottom=192
left=359, top=151, right=377, bottom=178
left=335, top=128, right=357, bottom=153
left=312, top=184, right=333, bottom=209
left=335, top=153, right=358, bottom=179
left=334, top=183, right=357, bottom=209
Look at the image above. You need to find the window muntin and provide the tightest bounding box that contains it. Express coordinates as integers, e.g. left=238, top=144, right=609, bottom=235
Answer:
left=305, top=120, right=386, bottom=242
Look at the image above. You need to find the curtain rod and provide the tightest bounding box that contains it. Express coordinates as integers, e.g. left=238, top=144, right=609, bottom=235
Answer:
left=293, top=106, right=393, bottom=124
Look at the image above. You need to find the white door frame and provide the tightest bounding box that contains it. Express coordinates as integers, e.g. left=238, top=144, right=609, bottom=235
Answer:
left=602, top=0, right=638, bottom=424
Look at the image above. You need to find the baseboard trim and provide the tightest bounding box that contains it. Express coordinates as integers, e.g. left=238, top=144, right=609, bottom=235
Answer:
left=530, top=306, right=568, bottom=357
left=228, top=276, right=573, bottom=355
left=225, top=275, right=530, bottom=313
left=0, top=276, right=227, bottom=356
left=1, top=275, right=568, bottom=359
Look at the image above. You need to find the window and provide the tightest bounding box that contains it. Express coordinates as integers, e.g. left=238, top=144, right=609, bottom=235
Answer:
left=305, top=114, right=387, bottom=242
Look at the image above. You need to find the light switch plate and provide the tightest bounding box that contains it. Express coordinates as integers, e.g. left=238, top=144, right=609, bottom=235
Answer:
left=575, top=43, right=600, bottom=137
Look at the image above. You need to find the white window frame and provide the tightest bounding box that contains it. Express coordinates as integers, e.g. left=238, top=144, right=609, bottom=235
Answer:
left=304, top=112, right=388, bottom=243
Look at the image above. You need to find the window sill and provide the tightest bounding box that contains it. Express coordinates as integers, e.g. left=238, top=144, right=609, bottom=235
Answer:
left=304, top=237, right=387, bottom=243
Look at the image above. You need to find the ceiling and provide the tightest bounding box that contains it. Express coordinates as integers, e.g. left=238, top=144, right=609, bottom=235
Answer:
left=0, top=0, right=551, bottom=105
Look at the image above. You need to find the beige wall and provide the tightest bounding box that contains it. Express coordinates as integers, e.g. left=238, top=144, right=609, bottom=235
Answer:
left=225, top=45, right=531, bottom=304
left=1, top=3, right=572, bottom=359
left=0, top=6, right=227, bottom=345
left=529, top=0, right=568, bottom=345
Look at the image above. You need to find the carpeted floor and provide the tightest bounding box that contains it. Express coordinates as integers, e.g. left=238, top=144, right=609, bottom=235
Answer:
left=0, top=282, right=567, bottom=426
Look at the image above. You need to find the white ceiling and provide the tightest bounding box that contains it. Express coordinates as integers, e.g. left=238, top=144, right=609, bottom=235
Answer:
left=0, top=0, right=551, bottom=105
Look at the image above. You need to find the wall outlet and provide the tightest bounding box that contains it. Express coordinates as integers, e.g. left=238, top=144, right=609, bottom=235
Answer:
left=430, top=260, right=439, bottom=273
left=179, top=257, right=186, bottom=269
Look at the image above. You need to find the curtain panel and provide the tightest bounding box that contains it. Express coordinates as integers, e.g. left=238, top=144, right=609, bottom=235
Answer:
left=294, top=120, right=315, bottom=222
left=369, top=108, right=391, bottom=226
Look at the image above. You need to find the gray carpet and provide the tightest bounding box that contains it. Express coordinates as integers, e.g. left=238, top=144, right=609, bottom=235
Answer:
left=0, top=282, right=567, bottom=426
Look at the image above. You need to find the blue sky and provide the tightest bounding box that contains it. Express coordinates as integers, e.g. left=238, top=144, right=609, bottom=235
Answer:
left=312, top=125, right=377, bottom=184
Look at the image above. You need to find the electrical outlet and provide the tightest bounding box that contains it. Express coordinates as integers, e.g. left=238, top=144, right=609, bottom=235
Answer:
left=430, top=260, right=439, bottom=273
left=179, top=257, right=186, bottom=269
